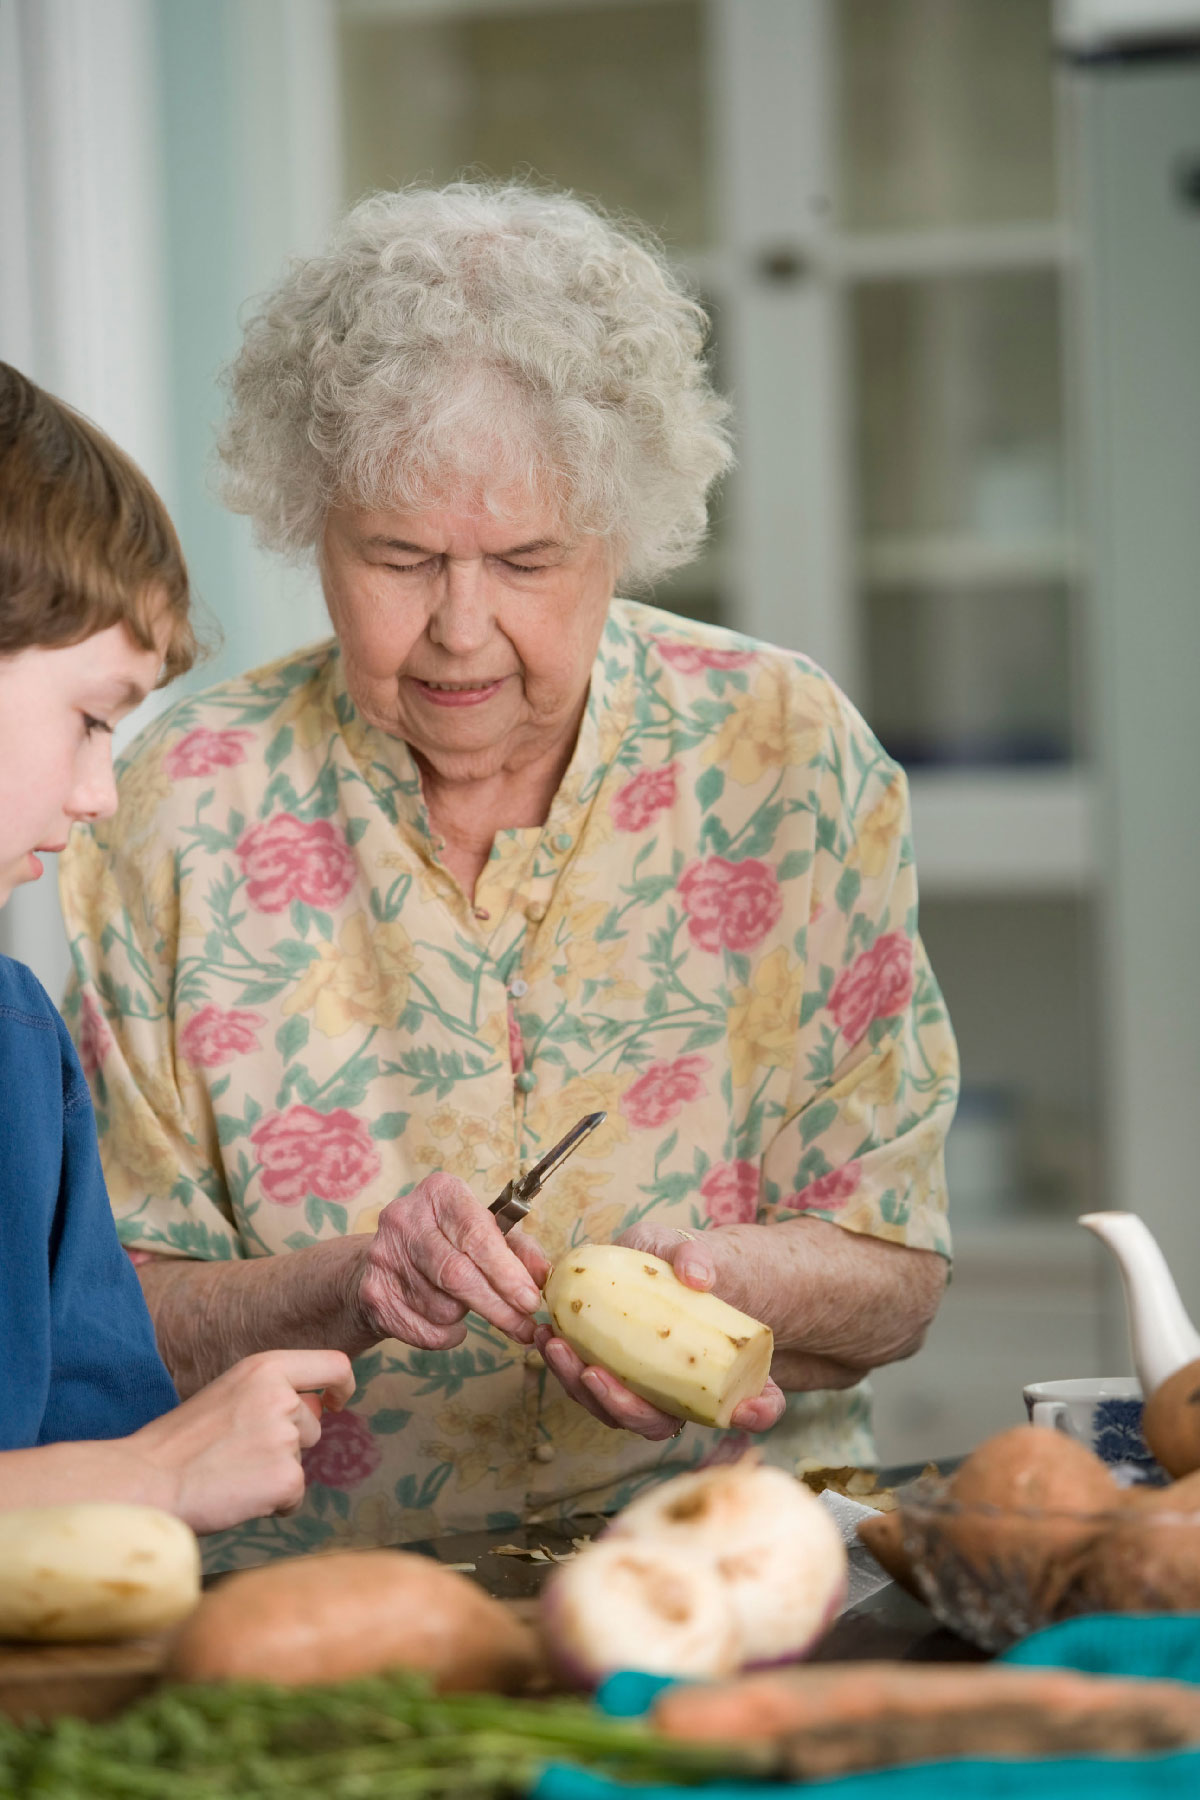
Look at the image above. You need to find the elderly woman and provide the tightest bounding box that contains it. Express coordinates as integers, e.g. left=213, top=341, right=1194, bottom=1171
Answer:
left=61, top=182, right=957, bottom=1569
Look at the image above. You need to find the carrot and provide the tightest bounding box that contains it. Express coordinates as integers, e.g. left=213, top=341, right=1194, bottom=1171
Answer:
left=651, top=1660, right=1200, bottom=1776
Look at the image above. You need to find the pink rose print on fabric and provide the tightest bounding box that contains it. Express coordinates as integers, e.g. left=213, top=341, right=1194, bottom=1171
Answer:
left=77, top=989, right=113, bottom=1079
left=508, top=1004, right=524, bottom=1074
left=301, top=1409, right=381, bottom=1489
left=237, top=814, right=356, bottom=914
left=828, top=932, right=915, bottom=1046
left=178, top=1004, right=266, bottom=1069
left=624, top=1055, right=711, bottom=1130
left=250, top=1105, right=381, bottom=1206
left=165, top=727, right=254, bottom=780
left=678, top=857, right=783, bottom=954
left=788, top=1161, right=863, bottom=1213
left=656, top=642, right=755, bottom=675
left=700, top=1159, right=760, bottom=1226
left=610, top=763, right=679, bottom=832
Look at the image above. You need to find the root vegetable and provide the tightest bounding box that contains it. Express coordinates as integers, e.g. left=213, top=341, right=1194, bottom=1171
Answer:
left=166, top=1549, right=540, bottom=1692
left=607, top=1462, right=846, bottom=1664
left=855, top=1509, right=922, bottom=1600
left=931, top=1425, right=1119, bottom=1618
left=540, top=1538, right=740, bottom=1687
left=651, top=1660, right=1200, bottom=1774
left=543, top=1244, right=773, bottom=1427
left=0, top=1504, right=200, bottom=1642
left=1143, top=1356, right=1200, bottom=1478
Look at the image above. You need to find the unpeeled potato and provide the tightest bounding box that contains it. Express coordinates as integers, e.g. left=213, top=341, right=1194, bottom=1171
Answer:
left=1066, top=1468, right=1200, bottom=1613
left=855, top=1510, right=922, bottom=1601
left=933, top=1426, right=1120, bottom=1617
left=1143, top=1358, right=1200, bottom=1479
left=166, top=1550, right=541, bottom=1692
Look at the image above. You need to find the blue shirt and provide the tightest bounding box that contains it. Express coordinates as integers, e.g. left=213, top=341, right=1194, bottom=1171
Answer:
left=0, top=955, right=178, bottom=1447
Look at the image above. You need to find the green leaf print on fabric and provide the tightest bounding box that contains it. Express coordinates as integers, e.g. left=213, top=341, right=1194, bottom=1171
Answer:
left=371, top=1112, right=410, bottom=1140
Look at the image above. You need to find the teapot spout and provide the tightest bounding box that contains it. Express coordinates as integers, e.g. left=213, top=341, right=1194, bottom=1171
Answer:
left=1079, top=1211, right=1200, bottom=1395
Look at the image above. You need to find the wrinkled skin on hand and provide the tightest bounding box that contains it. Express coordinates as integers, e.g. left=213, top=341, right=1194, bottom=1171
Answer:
left=534, top=1220, right=786, bottom=1443
left=358, top=1171, right=549, bottom=1351
left=357, top=1175, right=785, bottom=1443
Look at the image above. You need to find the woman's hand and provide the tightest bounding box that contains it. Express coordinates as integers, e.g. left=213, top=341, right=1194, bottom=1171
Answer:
left=357, top=1173, right=550, bottom=1351
left=534, top=1221, right=786, bottom=1441
left=131, top=1348, right=355, bottom=1534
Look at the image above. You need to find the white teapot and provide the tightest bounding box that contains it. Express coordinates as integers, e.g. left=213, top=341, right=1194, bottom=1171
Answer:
left=1080, top=1211, right=1200, bottom=1396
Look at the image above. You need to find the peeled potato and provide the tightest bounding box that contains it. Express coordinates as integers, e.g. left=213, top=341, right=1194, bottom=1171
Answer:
left=1143, top=1358, right=1200, bottom=1478
left=937, top=1427, right=1119, bottom=1616
left=543, top=1245, right=773, bottom=1428
left=0, top=1504, right=200, bottom=1642
left=166, top=1549, right=540, bottom=1692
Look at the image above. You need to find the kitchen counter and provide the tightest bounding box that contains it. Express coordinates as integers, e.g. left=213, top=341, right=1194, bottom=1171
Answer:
left=401, top=1462, right=982, bottom=1666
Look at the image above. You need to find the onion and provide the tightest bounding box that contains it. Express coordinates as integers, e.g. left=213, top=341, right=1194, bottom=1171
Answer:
left=540, top=1538, right=740, bottom=1688
left=606, top=1461, right=848, bottom=1665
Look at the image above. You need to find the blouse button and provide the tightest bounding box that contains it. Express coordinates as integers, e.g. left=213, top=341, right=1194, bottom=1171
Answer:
left=474, top=906, right=491, bottom=921
left=525, top=900, right=547, bottom=923
left=508, top=977, right=529, bottom=998
left=533, top=1443, right=556, bottom=1464
left=515, top=1070, right=537, bottom=1093
left=554, top=832, right=573, bottom=851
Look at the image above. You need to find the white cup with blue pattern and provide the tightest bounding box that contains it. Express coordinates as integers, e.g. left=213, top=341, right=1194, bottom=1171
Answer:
left=1023, top=1376, right=1166, bottom=1486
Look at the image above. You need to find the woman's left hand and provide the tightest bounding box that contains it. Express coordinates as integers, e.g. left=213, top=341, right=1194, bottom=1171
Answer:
left=534, top=1222, right=786, bottom=1440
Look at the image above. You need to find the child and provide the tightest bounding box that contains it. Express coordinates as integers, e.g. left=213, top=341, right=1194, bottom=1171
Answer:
left=0, top=361, right=353, bottom=1532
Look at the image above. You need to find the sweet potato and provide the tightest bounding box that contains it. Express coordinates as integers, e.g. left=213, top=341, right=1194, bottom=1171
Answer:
left=1144, top=1358, right=1200, bottom=1478
left=166, top=1549, right=540, bottom=1692
left=931, top=1426, right=1119, bottom=1619
left=854, top=1510, right=922, bottom=1601
left=651, top=1660, right=1200, bottom=1776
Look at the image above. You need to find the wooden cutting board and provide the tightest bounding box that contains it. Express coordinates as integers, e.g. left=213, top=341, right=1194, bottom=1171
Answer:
left=0, top=1597, right=547, bottom=1726
left=0, top=1634, right=172, bottom=1725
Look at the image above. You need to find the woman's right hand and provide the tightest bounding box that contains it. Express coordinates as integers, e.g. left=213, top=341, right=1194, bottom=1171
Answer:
left=357, top=1172, right=549, bottom=1350
left=131, top=1349, right=354, bottom=1534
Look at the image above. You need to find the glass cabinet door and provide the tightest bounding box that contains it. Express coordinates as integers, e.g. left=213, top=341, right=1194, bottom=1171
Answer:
left=336, top=0, right=732, bottom=628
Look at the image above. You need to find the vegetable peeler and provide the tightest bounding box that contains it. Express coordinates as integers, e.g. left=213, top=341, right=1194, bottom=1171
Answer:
left=488, top=1110, right=607, bottom=1234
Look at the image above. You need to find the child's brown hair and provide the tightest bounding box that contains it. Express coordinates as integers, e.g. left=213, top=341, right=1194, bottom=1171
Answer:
left=0, top=361, right=196, bottom=682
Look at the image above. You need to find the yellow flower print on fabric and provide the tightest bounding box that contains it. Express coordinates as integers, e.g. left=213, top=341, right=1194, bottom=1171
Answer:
left=427, top=1399, right=531, bottom=1492
left=100, top=1082, right=190, bottom=1210
left=282, top=912, right=417, bottom=1036
left=275, top=674, right=336, bottom=753
left=523, top=1165, right=625, bottom=1262
left=109, top=744, right=172, bottom=841
left=525, top=1073, right=630, bottom=1160
left=851, top=777, right=907, bottom=880
left=58, top=828, right=124, bottom=933
left=728, top=946, right=807, bottom=1088
left=702, top=665, right=828, bottom=787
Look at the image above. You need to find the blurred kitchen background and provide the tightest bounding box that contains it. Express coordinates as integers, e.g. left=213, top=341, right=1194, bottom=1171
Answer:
left=2, top=0, right=1198, bottom=1462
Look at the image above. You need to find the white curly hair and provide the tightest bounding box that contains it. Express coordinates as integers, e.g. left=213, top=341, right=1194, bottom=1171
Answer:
left=218, top=181, right=734, bottom=587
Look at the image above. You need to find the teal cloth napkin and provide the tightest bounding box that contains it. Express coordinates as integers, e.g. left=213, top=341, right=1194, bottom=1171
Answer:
left=531, top=1615, right=1200, bottom=1800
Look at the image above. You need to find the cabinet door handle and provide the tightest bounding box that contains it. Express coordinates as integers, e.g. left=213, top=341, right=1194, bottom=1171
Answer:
left=1174, top=154, right=1200, bottom=211
left=754, top=244, right=813, bottom=285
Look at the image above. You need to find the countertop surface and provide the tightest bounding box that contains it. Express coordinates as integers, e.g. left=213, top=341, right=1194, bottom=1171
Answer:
left=401, top=1460, right=981, bottom=1664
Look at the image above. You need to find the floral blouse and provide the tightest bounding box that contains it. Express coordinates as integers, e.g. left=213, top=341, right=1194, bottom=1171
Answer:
left=60, top=600, right=957, bottom=1570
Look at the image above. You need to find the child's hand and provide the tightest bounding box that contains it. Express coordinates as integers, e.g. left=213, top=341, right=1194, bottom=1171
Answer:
left=131, top=1349, right=355, bottom=1534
